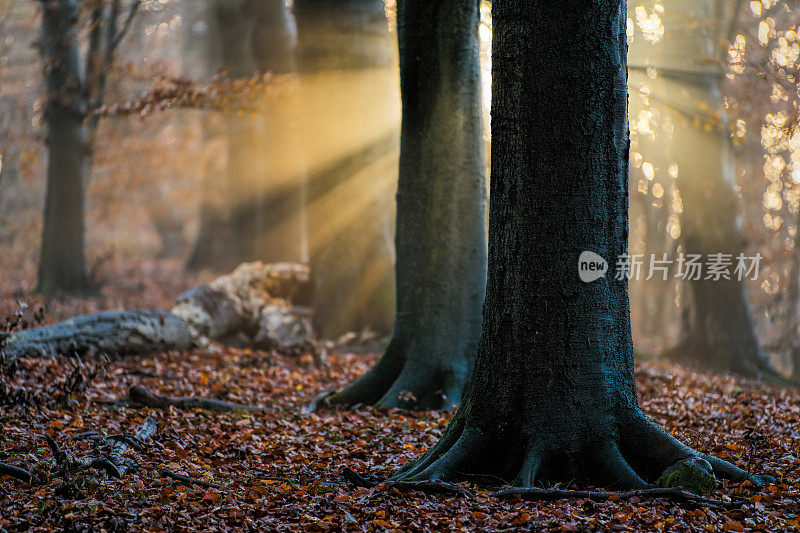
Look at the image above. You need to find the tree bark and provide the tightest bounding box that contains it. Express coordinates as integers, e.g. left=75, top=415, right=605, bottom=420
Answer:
left=37, top=0, right=93, bottom=294
left=185, top=1, right=234, bottom=271
left=324, top=0, right=487, bottom=410
left=394, top=0, right=770, bottom=490
left=4, top=263, right=321, bottom=369
left=216, top=0, right=264, bottom=266
left=781, top=209, right=800, bottom=378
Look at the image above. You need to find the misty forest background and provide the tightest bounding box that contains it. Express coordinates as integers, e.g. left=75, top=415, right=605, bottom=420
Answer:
left=0, top=0, right=799, bottom=531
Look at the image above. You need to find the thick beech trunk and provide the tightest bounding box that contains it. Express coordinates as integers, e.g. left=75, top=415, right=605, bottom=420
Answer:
left=4, top=263, right=321, bottom=369
left=325, top=0, right=486, bottom=410
left=395, top=0, right=768, bottom=490
left=37, top=0, right=93, bottom=294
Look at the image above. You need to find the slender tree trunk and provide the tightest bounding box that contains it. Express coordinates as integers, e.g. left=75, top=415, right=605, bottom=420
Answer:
left=216, top=0, right=265, bottom=265
left=188, top=0, right=309, bottom=271
left=187, top=0, right=260, bottom=272
left=783, top=210, right=800, bottom=378
left=247, top=0, right=309, bottom=264
left=37, top=0, right=93, bottom=294
left=395, top=0, right=767, bottom=490
left=185, top=0, right=233, bottom=272
left=325, top=0, right=487, bottom=410
left=294, top=0, right=399, bottom=337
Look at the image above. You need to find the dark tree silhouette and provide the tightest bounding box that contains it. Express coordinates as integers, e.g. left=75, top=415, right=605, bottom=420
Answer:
left=38, top=0, right=91, bottom=293
left=628, top=0, right=781, bottom=379
left=325, top=0, right=487, bottom=410
left=394, top=0, right=770, bottom=489
left=37, top=0, right=139, bottom=293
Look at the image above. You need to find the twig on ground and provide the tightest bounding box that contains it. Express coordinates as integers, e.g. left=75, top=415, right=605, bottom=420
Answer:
left=159, top=468, right=222, bottom=490
left=127, top=385, right=264, bottom=413
left=384, top=480, right=474, bottom=497
left=107, top=434, right=148, bottom=451
left=492, top=486, right=736, bottom=509
left=127, top=370, right=182, bottom=381
left=44, top=435, right=66, bottom=466
left=105, top=417, right=158, bottom=478
left=341, top=467, right=378, bottom=488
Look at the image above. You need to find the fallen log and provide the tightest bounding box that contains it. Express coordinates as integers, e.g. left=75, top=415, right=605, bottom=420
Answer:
left=3, top=262, right=326, bottom=368
left=127, top=385, right=263, bottom=413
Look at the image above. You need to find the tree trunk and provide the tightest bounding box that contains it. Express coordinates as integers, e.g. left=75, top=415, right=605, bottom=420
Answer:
left=216, top=0, right=264, bottom=266
left=247, top=0, right=309, bottom=265
left=186, top=0, right=235, bottom=272
left=294, top=0, right=399, bottom=337
left=188, top=0, right=309, bottom=271
left=395, top=0, right=768, bottom=490
left=324, top=0, right=487, bottom=410
left=783, top=209, right=800, bottom=378
left=37, top=0, right=93, bottom=294
left=668, top=75, right=773, bottom=376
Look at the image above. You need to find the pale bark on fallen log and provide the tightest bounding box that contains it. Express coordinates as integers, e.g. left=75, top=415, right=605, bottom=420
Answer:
left=2, top=262, right=326, bottom=369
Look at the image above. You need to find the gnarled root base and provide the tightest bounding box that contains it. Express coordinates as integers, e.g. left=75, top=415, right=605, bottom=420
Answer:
left=393, top=408, right=774, bottom=492
left=319, top=337, right=471, bottom=411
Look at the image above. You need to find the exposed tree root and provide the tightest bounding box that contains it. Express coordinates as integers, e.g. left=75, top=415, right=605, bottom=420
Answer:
left=392, top=408, right=775, bottom=495
left=662, top=338, right=797, bottom=388
left=0, top=462, right=31, bottom=483
left=385, top=480, right=473, bottom=497
left=303, top=389, right=337, bottom=414
left=493, top=487, right=735, bottom=509
left=339, top=467, right=472, bottom=496
left=318, top=336, right=474, bottom=411
left=125, top=385, right=265, bottom=413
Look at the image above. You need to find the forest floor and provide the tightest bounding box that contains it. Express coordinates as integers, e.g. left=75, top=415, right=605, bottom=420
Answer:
left=0, top=260, right=799, bottom=531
